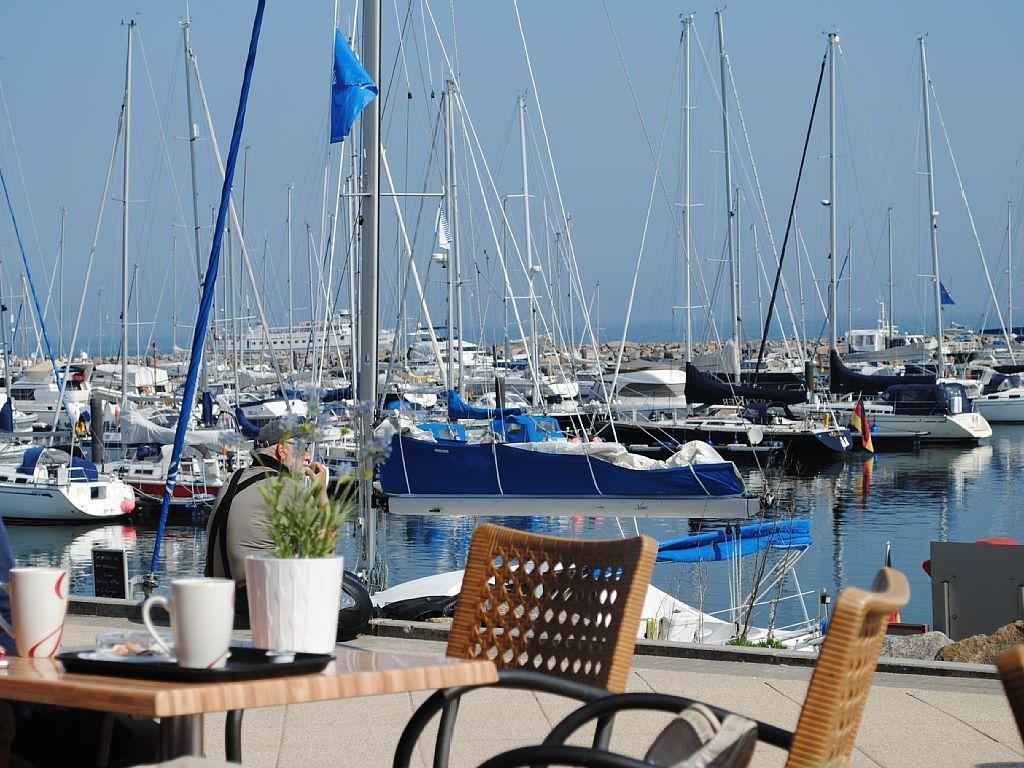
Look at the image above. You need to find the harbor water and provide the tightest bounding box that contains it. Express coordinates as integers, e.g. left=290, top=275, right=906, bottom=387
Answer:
left=10, top=426, right=1024, bottom=627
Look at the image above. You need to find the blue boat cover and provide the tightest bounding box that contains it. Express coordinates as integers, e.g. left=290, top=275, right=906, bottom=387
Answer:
left=447, top=390, right=525, bottom=420
left=417, top=422, right=468, bottom=441
left=491, top=414, right=564, bottom=443
left=16, top=447, right=99, bottom=483
left=234, top=407, right=261, bottom=439
left=0, top=400, right=12, bottom=432
left=657, top=519, right=811, bottom=563
left=380, top=434, right=745, bottom=498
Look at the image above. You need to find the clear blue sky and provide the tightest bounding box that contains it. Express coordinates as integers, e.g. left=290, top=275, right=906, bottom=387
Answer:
left=0, top=1, right=1021, bottom=355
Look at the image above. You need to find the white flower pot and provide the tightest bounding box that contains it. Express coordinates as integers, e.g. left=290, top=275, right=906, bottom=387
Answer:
left=244, top=555, right=343, bottom=654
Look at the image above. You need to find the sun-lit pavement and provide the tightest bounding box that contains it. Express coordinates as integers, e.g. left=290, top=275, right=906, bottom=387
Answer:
left=61, top=616, right=1024, bottom=768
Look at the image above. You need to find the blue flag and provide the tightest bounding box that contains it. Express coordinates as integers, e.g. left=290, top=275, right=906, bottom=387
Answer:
left=330, top=29, right=378, bottom=144
left=940, top=282, right=955, bottom=306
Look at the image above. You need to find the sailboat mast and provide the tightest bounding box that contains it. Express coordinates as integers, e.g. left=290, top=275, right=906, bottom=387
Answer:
left=1009, top=200, right=1014, bottom=337
left=120, top=20, right=134, bottom=414
left=443, top=84, right=456, bottom=393
left=828, top=31, right=838, bottom=352
left=517, top=93, right=541, bottom=407
left=0, top=262, right=11, bottom=397
left=58, top=206, right=65, bottom=357
left=171, top=236, right=178, bottom=351
left=448, top=83, right=463, bottom=394
left=887, top=206, right=894, bottom=344
left=919, top=36, right=945, bottom=369
left=287, top=183, right=294, bottom=374
left=356, top=0, right=381, bottom=577
left=683, top=13, right=693, bottom=363
left=716, top=10, right=740, bottom=383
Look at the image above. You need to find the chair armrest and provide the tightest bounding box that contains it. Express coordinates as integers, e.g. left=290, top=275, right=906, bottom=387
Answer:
left=542, top=692, right=794, bottom=752
left=476, top=745, right=653, bottom=768
left=393, top=669, right=613, bottom=768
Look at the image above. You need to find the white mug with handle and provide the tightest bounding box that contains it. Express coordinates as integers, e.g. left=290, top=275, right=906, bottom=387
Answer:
left=142, top=577, right=235, bottom=669
left=0, top=567, right=69, bottom=658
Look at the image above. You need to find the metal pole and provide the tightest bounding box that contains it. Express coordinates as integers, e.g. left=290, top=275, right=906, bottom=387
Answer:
left=120, top=20, right=134, bottom=415
left=716, top=10, right=740, bottom=383
left=171, top=236, right=178, bottom=350
left=847, top=225, right=853, bottom=337
left=518, top=94, right=541, bottom=406
left=919, top=36, right=945, bottom=369
left=356, top=0, right=381, bottom=579
left=447, top=82, right=463, bottom=393
left=1009, top=200, right=1014, bottom=338
left=683, top=14, right=693, bottom=363
left=828, top=32, right=838, bottom=352
left=0, top=262, right=11, bottom=398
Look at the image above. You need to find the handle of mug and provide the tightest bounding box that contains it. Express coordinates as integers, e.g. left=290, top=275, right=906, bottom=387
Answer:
left=141, top=595, right=174, bottom=656
left=0, top=583, right=12, bottom=638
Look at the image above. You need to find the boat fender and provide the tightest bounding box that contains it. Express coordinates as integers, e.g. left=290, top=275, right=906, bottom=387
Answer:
left=337, top=570, right=373, bottom=641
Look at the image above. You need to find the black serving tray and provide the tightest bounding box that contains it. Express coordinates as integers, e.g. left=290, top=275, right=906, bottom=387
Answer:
left=57, top=645, right=333, bottom=683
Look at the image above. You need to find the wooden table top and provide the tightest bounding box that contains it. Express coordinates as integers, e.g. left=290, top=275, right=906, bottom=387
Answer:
left=0, top=645, right=497, bottom=717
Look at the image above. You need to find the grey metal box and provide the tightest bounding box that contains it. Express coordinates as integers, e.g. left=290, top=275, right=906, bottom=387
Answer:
left=930, top=541, right=1024, bottom=641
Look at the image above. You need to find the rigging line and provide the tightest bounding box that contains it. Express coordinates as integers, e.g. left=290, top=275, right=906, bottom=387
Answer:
left=718, top=31, right=801, bottom=357
left=751, top=42, right=828, bottom=384
left=508, top=0, right=612, bottom=407
left=0, top=77, right=48, bottom=313
left=929, top=80, right=1015, bottom=362
left=600, top=1, right=726, bottom=357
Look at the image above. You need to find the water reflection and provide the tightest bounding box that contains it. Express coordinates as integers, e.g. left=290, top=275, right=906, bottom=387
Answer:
left=8, top=427, right=1024, bottom=625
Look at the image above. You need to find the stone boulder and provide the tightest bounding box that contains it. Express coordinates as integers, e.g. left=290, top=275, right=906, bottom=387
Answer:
left=936, top=620, right=1024, bottom=665
left=880, top=631, right=951, bottom=660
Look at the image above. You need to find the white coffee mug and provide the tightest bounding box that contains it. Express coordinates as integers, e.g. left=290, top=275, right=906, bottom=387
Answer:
left=142, top=577, right=235, bottom=669
left=0, top=567, right=69, bottom=658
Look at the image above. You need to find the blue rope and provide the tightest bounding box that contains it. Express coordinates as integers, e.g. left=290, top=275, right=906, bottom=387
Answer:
left=0, top=163, right=73, bottom=426
left=148, top=0, right=268, bottom=579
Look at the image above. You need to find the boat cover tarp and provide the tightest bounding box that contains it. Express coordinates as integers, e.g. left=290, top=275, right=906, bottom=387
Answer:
left=120, top=404, right=237, bottom=451
left=657, top=519, right=811, bottom=563
left=447, top=389, right=525, bottom=420
left=685, top=363, right=805, bottom=406
left=830, top=349, right=934, bottom=396
left=16, top=446, right=99, bottom=483
left=0, top=399, right=12, bottom=432
left=380, top=433, right=745, bottom=497
left=490, top=414, right=564, bottom=443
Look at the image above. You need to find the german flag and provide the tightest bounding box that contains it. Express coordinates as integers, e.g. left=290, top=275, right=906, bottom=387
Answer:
left=849, top=400, right=874, bottom=453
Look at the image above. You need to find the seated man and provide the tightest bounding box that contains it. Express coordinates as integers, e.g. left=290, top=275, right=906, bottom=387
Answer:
left=205, top=417, right=327, bottom=601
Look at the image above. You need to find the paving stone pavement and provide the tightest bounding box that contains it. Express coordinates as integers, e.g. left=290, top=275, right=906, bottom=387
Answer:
left=54, top=617, right=1024, bottom=767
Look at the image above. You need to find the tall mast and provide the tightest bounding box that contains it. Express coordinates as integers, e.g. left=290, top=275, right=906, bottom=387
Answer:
left=356, top=0, right=381, bottom=578
left=0, top=262, right=11, bottom=397
left=827, top=31, right=838, bottom=352
left=887, top=206, right=894, bottom=344
left=120, top=20, right=134, bottom=414
left=847, top=226, right=853, bottom=337
left=448, top=84, right=464, bottom=394
left=171, top=236, right=178, bottom=350
left=58, top=206, right=66, bottom=357
left=443, top=84, right=456, bottom=393
left=919, top=36, right=944, bottom=369
left=287, top=183, right=294, bottom=374
left=182, top=18, right=208, bottom=391
left=716, top=10, right=740, bottom=383
left=1009, top=200, right=1014, bottom=338
left=518, top=93, right=541, bottom=406
left=683, top=14, right=693, bottom=363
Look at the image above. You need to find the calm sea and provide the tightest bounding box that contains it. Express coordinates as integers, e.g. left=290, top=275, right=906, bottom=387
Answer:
left=10, top=425, right=1024, bottom=628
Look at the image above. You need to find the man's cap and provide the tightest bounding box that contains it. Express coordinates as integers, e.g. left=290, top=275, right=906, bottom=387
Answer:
left=256, top=417, right=306, bottom=448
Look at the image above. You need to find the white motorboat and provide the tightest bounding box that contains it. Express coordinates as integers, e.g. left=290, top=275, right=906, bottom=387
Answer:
left=972, top=374, right=1024, bottom=423
left=0, top=448, right=136, bottom=523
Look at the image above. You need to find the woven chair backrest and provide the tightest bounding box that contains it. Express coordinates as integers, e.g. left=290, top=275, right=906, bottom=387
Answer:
left=997, top=646, right=1024, bottom=746
left=447, top=523, right=657, bottom=693
left=786, top=567, right=910, bottom=768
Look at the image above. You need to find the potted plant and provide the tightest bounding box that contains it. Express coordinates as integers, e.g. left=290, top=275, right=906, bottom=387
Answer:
left=244, top=415, right=358, bottom=654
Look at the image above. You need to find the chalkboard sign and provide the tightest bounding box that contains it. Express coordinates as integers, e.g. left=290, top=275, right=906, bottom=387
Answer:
left=93, top=548, right=129, bottom=600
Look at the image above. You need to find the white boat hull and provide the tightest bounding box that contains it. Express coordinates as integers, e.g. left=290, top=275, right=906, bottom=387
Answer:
left=973, top=391, right=1024, bottom=423
left=860, top=410, right=991, bottom=443
left=0, top=482, right=134, bottom=523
